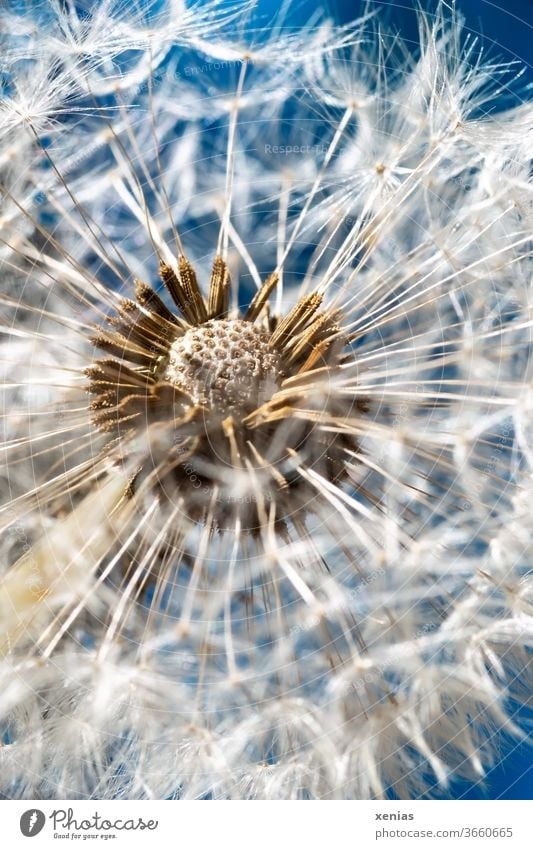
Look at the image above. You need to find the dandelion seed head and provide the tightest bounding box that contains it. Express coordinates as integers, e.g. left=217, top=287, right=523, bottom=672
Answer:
left=85, top=249, right=359, bottom=532
left=165, top=318, right=281, bottom=417
left=0, top=0, right=532, bottom=801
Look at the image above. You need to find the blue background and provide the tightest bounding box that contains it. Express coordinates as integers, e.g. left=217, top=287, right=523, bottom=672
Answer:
left=9, top=0, right=529, bottom=802
left=329, top=0, right=533, bottom=89
left=254, top=0, right=533, bottom=95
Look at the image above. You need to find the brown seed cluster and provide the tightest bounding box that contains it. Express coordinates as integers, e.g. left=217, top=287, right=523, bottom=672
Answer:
left=85, top=250, right=360, bottom=532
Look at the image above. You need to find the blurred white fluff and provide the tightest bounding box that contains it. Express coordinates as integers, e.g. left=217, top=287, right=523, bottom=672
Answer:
left=0, top=0, right=532, bottom=799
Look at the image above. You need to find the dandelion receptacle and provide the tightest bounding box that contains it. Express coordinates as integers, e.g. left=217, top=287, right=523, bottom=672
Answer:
left=0, top=0, right=531, bottom=799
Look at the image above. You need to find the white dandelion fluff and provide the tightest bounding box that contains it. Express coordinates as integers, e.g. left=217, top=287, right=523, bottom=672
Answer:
left=0, top=0, right=532, bottom=799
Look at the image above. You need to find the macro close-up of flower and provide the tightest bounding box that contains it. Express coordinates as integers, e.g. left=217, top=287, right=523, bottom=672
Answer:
left=0, top=0, right=532, bottom=800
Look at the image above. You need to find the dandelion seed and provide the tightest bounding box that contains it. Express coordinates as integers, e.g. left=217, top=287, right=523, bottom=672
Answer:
left=0, top=0, right=532, bottom=800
